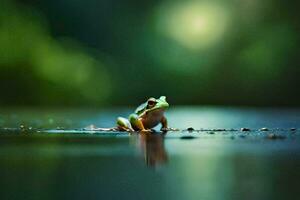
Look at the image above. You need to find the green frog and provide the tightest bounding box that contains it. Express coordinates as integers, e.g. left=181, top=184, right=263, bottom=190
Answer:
left=117, top=96, right=169, bottom=132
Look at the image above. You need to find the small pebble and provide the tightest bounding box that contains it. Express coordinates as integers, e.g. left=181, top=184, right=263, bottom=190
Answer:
left=187, top=127, right=194, bottom=132
left=241, top=128, right=250, bottom=131
left=208, top=131, right=215, bottom=134
left=290, top=128, right=296, bottom=131
left=267, top=133, right=286, bottom=140
left=180, top=136, right=195, bottom=140
left=260, top=127, right=269, bottom=131
left=239, top=135, right=246, bottom=138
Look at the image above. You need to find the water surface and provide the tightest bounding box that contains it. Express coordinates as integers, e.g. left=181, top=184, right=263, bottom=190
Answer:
left=0, top=107, right=299, bottom=200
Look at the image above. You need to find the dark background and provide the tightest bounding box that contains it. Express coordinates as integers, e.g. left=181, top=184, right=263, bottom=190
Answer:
left=0, top=0, right=299, bottom=107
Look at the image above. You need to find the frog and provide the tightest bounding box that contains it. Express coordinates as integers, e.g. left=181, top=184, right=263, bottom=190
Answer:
left=116, top=96, right=169, bottom=133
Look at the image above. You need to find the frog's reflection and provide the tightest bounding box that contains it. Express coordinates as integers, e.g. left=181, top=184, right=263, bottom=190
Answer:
left=138, top=133, right=168, bottom=167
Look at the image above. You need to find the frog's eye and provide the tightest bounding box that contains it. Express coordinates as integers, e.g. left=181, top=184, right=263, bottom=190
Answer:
left=147, top=99, right=157, bottom=107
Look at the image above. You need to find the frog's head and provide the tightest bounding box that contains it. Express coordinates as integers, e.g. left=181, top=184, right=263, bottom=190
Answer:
left=146, top=96, right=169, bottom=112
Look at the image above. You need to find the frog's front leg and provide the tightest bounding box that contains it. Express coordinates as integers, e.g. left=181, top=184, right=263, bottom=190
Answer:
left=160, top=116, right=168, bottom=132
left=129, top=114, right=151, bottom=133
left=117, top=117, right=134, bottom=132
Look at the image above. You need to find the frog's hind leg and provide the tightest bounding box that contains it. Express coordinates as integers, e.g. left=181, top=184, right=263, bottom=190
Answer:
left=117, top=117, right=134, bottom=132
left=129, top=114, right=149, bottom=132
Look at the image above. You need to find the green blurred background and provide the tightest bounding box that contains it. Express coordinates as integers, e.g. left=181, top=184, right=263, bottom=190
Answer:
left=0, top=0, right=299, bottom=107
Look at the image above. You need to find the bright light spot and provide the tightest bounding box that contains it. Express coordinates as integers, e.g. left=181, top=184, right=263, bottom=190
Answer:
left=156, top=1, right=231, bottom=49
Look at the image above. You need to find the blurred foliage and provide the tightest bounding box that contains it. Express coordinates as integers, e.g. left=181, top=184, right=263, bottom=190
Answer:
left=0, top=0, right=111, bottom=106
left=0, top=0, right=299, bottom=106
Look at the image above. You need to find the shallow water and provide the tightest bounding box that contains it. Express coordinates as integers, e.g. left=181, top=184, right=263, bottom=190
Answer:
left=0, top=107, right=299, bottom=200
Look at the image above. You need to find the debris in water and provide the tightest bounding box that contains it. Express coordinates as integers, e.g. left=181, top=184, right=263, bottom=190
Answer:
left=241, top=128, right=250, bottom=131
left=187, top=127, right=194, bottom=132
left=260, top=127, right=269, bottom=131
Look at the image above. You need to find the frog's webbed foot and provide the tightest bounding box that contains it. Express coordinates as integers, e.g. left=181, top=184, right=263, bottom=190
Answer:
left=139, top=129, right=153, bottom=134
